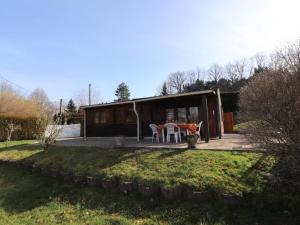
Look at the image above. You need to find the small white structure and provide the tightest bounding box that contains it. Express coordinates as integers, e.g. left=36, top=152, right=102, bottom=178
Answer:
left=46, top=124, right=81, bottom=138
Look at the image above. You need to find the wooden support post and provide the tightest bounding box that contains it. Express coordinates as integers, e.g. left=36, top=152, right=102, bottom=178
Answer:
left=133, top=102, right=140, bottom=142
left=202, top=96, right=210, bottom=143
left=139, top=105, right=143, bottom=140
left=216, top=89, right=223, bottom=139
left=83, top=109, right=87, bottom=141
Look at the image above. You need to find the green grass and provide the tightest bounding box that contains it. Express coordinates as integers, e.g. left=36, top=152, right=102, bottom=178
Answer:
left=1, top=143, right=274, bottom=195
left=0, top=164, right=213, bottom=225
left=0, top=140, right=299, bottom=224
left=0, top=140, right=40, bottom=161
left=0, top=141, right=276, bottom=195
left=0, top=139, right=35, bottom=148
left=0, top=163, right=298, bottom=225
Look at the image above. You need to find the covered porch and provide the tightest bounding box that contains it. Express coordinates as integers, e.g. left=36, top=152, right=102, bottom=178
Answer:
left=81, top=90, right=224, bottom=144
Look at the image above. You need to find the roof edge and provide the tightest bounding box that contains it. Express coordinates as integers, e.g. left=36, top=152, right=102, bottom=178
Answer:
left=80, top=90, right=215, bottom=109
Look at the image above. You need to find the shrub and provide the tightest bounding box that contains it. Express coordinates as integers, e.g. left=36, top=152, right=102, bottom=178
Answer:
left=35, top=116, right=63, bottom=151
left=239, top=40, right=300, bottom=151
left=239, top=69, right=300, bottom=151
left=0, top=116, right=39, bottom=141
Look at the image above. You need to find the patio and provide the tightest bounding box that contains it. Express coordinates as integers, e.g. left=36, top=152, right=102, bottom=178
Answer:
left=81, top=90, right=223, bottom=144
left=55, top=134, right=257, bottom=151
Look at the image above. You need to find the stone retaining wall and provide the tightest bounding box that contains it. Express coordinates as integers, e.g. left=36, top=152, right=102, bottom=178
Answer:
left=0, top=159, right=243, bottom=205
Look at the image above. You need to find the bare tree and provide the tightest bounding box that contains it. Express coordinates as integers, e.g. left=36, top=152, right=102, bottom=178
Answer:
left=226, top=63, right=239, bottom=84
left=239, top=41, right=300, bottom=151
left=186, top=70, right=197, bottom=84
left=29, top=88, right=55, bottom=116
left=269, top=51, right=285, bottom=71
left=35, top=115, right=63, bottom=151
left=0, top=81, right=14, bottom=93
left=195, top=67, right=206, bottom=80
left=208, top=64, right=224, bottom=83
left=226, top=58, right=254, bottom=83
left=234, top=59, right=251, bottom=79
left=4, top=120, right=20, bottom=148
left=29, top=88, right=50, bottom=106
left=253, top=53, right=268, bottom=69
left=167, top=71, right=187, bottom=93
left=74, top=88, right=101, bottom=106
left=277, top=40, right=300, bottom=72
left=268, top=40, right=300, bottom=73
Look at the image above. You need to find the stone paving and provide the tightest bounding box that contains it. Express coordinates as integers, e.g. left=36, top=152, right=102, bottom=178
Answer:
left=55, top=134, right=258, bottom=151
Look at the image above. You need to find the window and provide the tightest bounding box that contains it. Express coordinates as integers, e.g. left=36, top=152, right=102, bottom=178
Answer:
left=166, top=108, right=175, bottom=122
left=189, top=107, right=199, bottom=123
left=116, top=106, right=136, bottom=124
left=100, top=109, right=113, bottom=124
left=116, top=107, right=125, bottom=124
left=177, top=108, right=187, bottom=123
left=125, top=108, right=136, bottom=123
left=94, top=112, right=100, bottom=124
left=100, top=111, right=106, bottom=124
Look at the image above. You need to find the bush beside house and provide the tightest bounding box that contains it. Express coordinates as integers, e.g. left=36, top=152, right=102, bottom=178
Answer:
left=0, top=116, right=38, bottom=141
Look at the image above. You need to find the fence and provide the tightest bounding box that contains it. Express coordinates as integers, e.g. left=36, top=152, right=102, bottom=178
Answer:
left=46, top=124, right=81, bottom=138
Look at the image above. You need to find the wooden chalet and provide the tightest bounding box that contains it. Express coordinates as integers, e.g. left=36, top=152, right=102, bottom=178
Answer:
left=80, top=89, right=224, bottom=143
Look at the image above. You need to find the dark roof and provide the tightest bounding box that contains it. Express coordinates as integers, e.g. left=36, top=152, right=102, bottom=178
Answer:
left=80, top=89, right=215, bottom=109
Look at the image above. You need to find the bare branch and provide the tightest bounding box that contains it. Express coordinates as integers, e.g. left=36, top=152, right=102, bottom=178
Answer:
left=208, top=64, right=224, bottom=83
left=167, top=71, right=187, bottom=93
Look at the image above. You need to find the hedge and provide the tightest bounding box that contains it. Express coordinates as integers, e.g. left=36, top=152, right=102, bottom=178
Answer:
left=0, top=116, right=38, bottom=141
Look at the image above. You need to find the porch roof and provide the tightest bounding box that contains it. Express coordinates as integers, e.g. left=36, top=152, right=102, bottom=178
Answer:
left=80, top=89, right=215, bottom=109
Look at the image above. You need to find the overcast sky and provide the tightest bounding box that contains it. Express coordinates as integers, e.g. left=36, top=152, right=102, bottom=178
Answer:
left=1, top=0, right=300, bottom=104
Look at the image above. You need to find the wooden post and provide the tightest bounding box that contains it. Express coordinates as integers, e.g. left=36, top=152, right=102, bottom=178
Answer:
left=133, top=102, right=140, bottom=142
left=202, top=96, right=210, bottom=143
left=139, top=105, right=144, bottom=140
left=83, top=109, right=87, bottom=141
left=216, top=89, right=223, bottom=139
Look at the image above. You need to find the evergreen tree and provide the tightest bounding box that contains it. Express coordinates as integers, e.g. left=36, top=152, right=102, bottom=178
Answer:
left=66, top=99, right=77, bottom=114
left=183, top=79, right=206, bottom=92
left=161, top=82, right=168, bottom=95
left=115, top=82, right=130, bottom=101
left=66, top=99, right=78, bottom=124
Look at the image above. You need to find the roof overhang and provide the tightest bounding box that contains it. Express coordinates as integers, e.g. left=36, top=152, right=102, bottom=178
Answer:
left=80, top=90, right=215, bottom=109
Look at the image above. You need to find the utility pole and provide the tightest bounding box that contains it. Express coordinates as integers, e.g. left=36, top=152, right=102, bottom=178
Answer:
left=59, top=99, right=63, bottom=124
left=59, top=99, right=63, bottom=115
left=89, top=84, right=91, bottom=105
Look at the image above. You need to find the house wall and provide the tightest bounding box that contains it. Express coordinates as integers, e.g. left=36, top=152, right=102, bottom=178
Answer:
left=86, top=103, right=137, bottom=137
left=139, top=94, right=218, bottom=138
left=85, top=93, right=219, bottom=138
left=221, top=92, right=239, bottom=124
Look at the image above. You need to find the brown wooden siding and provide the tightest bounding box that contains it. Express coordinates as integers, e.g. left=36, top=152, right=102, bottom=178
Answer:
left=86, top=103, right=137, bottom=137
left=85, top=93, right=219, bottom=138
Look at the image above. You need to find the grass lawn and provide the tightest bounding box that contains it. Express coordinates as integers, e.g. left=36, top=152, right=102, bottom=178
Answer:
left=0, top=140, right=35, bottom=148
left=0, top=141, right=276, bottom=195
left=0, top=163, right=298, bottom=225
left=0, top=140, right=299, bottom=224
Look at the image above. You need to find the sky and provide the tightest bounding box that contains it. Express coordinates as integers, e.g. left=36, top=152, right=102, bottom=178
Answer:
left=1, top=0, right=300, bottom=104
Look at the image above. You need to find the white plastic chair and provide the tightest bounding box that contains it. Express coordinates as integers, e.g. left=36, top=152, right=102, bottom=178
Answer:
left=196, top=121, right=203, bottom=142
left=149, top=124, right=159, bottom=142
left=164, top=123, right=180, bottom=143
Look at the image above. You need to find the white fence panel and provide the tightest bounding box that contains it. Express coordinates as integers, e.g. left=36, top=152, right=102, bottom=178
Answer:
left=46, top=124, right=81, bottom=138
